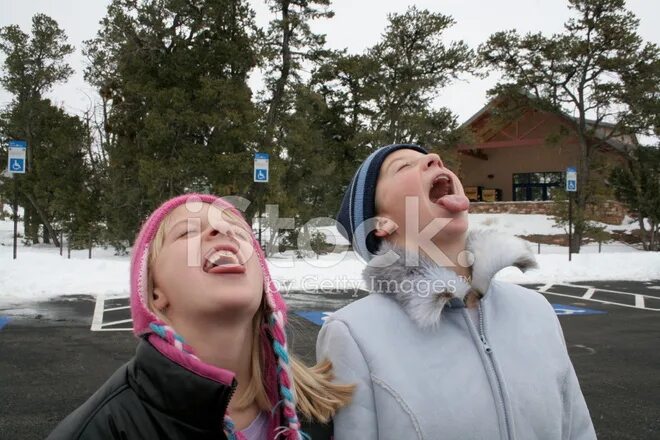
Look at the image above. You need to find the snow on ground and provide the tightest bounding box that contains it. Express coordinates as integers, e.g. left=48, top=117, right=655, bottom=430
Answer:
left=1, top=212, right=659, bottom=306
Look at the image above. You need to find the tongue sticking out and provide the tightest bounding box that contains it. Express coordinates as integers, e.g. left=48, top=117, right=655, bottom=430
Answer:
left=429, top=175, right=470, bottom=213
left=438, top=194, right=470, bottom=212
left=204, top=250, right=244, bottom=274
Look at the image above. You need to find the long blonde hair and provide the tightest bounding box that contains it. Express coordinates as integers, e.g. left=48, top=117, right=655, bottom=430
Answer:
left=147, top=208, right=354, bottom=422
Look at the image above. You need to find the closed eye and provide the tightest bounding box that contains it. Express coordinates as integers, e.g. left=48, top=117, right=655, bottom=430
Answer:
left=177, top=228, right=199, bottom=239
left=232, top=227, right=251, bottom=241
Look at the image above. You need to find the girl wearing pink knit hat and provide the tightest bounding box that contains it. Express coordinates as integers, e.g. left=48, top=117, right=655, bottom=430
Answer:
left=48, top=193, right=353, bottom=440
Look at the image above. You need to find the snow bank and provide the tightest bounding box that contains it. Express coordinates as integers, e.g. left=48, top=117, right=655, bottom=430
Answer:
left=1, top=214, right=658, bottom=306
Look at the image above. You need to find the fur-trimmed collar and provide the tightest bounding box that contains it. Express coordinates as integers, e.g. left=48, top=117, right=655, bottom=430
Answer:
left=362, top=230, right=538, bottom=329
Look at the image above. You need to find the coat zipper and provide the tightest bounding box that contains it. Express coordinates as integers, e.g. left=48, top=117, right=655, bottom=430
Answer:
left=221, top=378, right=238, bottom=415
left=220, top=378, right=239, bottom=435
left=477, top=304, right=512, bottom=440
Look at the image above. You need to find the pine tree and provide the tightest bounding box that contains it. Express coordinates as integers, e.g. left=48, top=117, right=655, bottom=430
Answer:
left=84, top=0, right=262, bottom=246
left=610, top=146, right=660, bottom=251
left=0, top=14, right=94, bottom=247
left=479, top=0, right=660, bottom=252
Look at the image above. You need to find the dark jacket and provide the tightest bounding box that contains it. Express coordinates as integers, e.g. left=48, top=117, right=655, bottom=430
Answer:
left=47, top=340, right=333, bottom=440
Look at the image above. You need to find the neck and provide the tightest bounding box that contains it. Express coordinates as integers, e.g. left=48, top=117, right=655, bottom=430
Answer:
left=393, top=232, right=471, bottom=280
left=168, top=314, right=256, bottom=410
left=432, top=233, right=471, bottom=280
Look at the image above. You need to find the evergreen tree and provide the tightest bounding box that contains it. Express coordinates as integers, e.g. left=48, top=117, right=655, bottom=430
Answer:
left=610, top=146, right=660, bottom=251
left=368, top=6, right=473, bottom=148
left=84, top=0, right=262, bottom=246
left=0, top=14, right=94, bottom=247
left=479, top=0, right=660, bottom=252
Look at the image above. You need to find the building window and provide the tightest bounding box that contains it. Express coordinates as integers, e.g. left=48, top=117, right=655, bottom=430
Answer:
left=512, top=172, right=563, bottom=201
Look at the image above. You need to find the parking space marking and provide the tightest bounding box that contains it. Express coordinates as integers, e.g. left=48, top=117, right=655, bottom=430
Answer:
left=91, top=294, right=132, bottom=331
left=582, top=288, right=596, bottom=299
left=538, top=283, right=660, bottom=311
left=91, top=293, right=105, bottom=331
left=104, top=305, right=131, bottom=312
left=91, top=280, right=658, bottom=332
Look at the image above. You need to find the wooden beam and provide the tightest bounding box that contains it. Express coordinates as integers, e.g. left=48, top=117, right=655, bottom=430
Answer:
left=457, top=138, right=547, bottom=150
left=459, top=149, right=489, bottom=160
left=519, top=114, right=550, bottom=139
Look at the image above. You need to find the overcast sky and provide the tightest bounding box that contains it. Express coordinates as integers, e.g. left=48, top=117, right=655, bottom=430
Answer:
left=1, top=0, right=658, bottom=124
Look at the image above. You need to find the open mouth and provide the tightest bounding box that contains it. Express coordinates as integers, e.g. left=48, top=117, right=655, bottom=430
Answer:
left=203, top=246, right=245, bottom=274
left=429, top=173, right=454, bottom=204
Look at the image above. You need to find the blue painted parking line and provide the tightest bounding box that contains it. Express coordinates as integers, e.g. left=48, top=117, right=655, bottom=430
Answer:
left=552, top=304, right=606, bottom=316
left=0, top=316, right=10, bottom=330
left=294, top=311, right=333, bottom=326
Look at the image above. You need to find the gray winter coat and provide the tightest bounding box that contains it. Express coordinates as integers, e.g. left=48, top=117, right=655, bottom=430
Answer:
left=316, top=231, right=596, bottom=440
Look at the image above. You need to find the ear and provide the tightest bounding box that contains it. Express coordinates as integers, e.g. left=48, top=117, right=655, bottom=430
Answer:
left=152, top=287, right=170, bottom=313
left=374, top=216, right=397, bottom=238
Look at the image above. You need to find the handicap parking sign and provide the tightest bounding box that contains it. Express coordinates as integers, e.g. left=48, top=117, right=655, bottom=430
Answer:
left=255, top=168, right=268, bottom=182
left=7, top=140, right=27, bottom=174
left=254, top=152, right=269, bottom=183
left=9, top=158, right=25, bottom=173
left=566, top=167, right=577, bottom=192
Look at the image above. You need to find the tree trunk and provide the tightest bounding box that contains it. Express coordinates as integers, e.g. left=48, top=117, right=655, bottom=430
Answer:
left=572, top=132, right=593, bottom=254
left=638, top=214, right=649, bottom=251
left=43, top=226, right=50, bottom=244
left=22, top=190, right=60, bottom=248
left=25, top=205, right=40, bottom=244
left=264, top=0, right=292, bottom=146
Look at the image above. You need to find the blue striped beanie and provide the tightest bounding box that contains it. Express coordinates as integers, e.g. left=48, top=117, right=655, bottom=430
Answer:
left=336, top=143, right=427, bottom=260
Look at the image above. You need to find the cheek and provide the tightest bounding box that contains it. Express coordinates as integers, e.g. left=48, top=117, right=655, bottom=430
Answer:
left=383, top=175, right=423, bottom=209
left=246, top=255, right=265, bottom=289
left=448, top=171, right=466, bottom=196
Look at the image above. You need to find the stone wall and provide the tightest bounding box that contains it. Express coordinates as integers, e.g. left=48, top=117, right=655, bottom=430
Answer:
left=469, top=200, right=628, bottom=225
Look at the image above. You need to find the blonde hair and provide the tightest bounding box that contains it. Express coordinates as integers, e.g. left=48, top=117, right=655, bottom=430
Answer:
left=147, top=206, right=354, bottom=422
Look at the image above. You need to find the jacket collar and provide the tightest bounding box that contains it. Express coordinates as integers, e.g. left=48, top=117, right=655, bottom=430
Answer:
left=363, top=230, right=538, bottom=329
left=128, top=339, right=235, bottom=432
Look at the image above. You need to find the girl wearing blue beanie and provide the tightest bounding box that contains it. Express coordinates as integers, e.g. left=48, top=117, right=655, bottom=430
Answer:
left=318, top=144, right=596, bottom=439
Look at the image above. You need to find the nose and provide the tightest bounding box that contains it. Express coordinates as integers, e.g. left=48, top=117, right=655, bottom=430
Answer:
left=202, top=220, right=234, bottom=242
left=421, top=153, right=444, bottom=170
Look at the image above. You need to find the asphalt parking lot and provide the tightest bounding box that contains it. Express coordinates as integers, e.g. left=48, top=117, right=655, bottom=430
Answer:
left=1, top=280, right=659, bottom=440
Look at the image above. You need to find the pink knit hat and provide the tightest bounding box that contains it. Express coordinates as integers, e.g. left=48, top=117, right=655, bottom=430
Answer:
left=129, top=193, right=303, bottom=439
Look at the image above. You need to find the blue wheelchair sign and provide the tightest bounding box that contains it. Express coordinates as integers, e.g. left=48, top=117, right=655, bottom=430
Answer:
left=566, top=166, right=577, bottom=192
left=9, top=158, right=25, bottom=173
left=253, top=152, right=269, bottom=183
left=255, top=168, right=268, bottom=182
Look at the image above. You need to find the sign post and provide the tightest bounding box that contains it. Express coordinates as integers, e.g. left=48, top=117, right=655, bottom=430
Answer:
left=253, top=153, right=269, bottom=246
left=7, top=140, right=28, bottom=260
left=566, top=167, right=577, bottom=262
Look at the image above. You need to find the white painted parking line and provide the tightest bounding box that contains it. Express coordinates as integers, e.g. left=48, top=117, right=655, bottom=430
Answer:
left=91, top=295, right=132, bottom=331
left=103, top=305, right=131, bottom=312
left=91, top=293, right=105, bottom=331
left=102, top=318, right=133, bottom=327
left=562, top=283, right=652, bottom=298
left=541, top=290, right=654, bottom=311
left=582, top=288, right=596, bottom=299
left=538, top=284, right=659, bottom=311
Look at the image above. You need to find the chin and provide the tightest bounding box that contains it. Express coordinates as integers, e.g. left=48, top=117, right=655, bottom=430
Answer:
left=437, top=214, right=469, bottom=237
left=203, top=286, right=262, bottom=315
